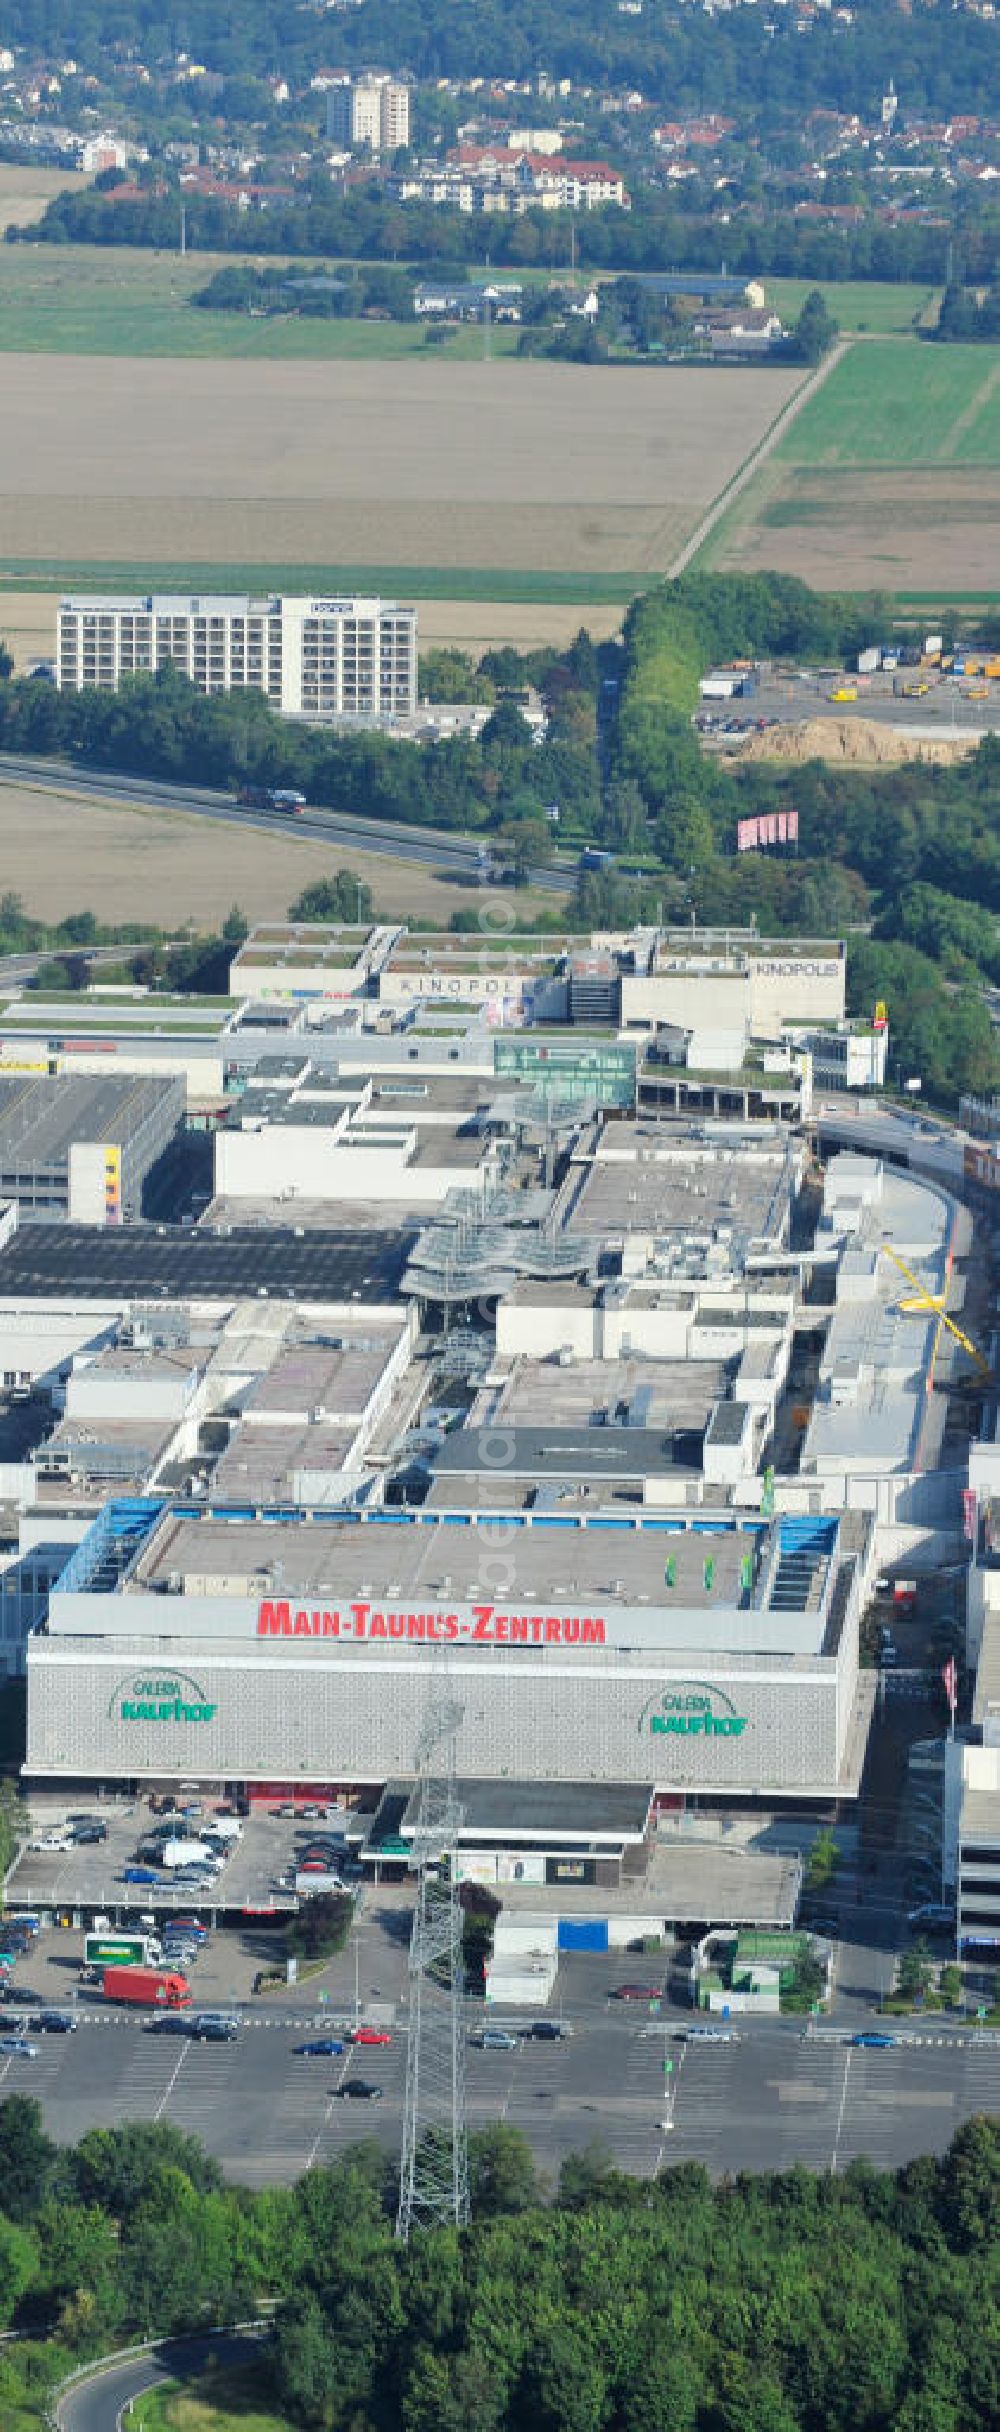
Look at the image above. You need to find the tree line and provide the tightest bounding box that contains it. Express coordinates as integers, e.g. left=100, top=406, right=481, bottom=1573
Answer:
left=0, top=2094, right=995, bottom=2431
left=934, top=281, right=1000, bottom=344
left=14, top=179, right=996, bottom=290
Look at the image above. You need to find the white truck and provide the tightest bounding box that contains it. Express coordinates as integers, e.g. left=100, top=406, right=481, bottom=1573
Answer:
left=160, top=1839, right=216, bottom=1870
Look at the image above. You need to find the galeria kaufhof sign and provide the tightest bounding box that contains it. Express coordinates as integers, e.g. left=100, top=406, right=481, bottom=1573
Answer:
left=109, top=1673, right=217, bottom=1724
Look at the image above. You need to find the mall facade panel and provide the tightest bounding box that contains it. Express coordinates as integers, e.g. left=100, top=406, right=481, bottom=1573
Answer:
left=25, top=1503, right=870, bottom=1806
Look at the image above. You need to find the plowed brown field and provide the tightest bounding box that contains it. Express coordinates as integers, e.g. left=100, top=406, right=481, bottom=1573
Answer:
left=0, top=353, right=801, bottom=577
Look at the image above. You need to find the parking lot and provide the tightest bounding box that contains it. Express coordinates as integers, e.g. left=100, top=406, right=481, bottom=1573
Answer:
left=698, top=666, right=1000, bottom=750
left=0, top=2007, right=997, bottom=2191
left=5, top=1796, right=360, bottom=1925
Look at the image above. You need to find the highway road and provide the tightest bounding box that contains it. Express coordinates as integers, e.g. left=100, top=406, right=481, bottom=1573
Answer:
left=0, top=752, right=573, bottom=894
left=57, top=2330, right=265, bottom=2432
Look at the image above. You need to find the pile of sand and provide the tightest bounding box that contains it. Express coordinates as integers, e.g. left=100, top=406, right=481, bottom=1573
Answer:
left=731, top=716, right=980, bottom=769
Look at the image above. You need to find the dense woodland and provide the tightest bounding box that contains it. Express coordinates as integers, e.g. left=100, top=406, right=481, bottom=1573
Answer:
left=0, top=0, right=997, bottom=124
left=5, top=569, right=1000, bottom=1101
left=0, top=2097, right=995, bottom=2431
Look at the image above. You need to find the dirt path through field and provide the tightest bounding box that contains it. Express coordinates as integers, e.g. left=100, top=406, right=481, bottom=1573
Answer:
left=669, top=341, right=848, bottom=575
left=938, top=361, right=1000, bottom=459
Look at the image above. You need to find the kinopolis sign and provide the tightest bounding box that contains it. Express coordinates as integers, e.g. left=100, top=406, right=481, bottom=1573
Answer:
left=109, top=1672, right=217, bottom=1725
left=640, top=1681, right=749, bottom=1740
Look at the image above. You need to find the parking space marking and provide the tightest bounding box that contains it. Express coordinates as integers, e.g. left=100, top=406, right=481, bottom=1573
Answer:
left=153, top=2041, right=190, bottom=2121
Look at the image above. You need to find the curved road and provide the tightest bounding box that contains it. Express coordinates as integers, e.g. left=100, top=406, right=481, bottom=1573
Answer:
left=0, top=752, right=572, bottom=894
left=57, top=2329, right=267, bottom=2432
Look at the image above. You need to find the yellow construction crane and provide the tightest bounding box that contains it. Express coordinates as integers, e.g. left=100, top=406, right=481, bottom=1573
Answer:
left=881, top=1243, right=992, bottom=1380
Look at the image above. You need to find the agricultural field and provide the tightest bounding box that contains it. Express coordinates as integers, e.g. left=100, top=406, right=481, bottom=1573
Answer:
left=0, top=349, right=801, bottom=580
left=0, top=240, right=522, bottom=359
left=0, top=161, right=89, bottom=229
left=708, top=337, right=1000, bottom=595
left=0, top=777, right=537, bottom=928
left=776, top=340, right=1000, bottom=467
left=767, top=279, right=941, bottom=336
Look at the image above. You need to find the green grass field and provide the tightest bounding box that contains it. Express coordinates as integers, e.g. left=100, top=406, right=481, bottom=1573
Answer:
left=129, top=2363, right=291, bottom=2431
left=0, top=242, right=946, bottom=361
left=768, top=280, right=940, bottom=336
left=0, top=561, right=641, bottom=604
left=777, top=338, right=1000, bottom=466
left=0, top=242, right=519, bottom=357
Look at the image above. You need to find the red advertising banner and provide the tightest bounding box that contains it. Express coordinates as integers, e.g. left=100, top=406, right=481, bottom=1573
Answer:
left=737, top=809, right=799, bottom=854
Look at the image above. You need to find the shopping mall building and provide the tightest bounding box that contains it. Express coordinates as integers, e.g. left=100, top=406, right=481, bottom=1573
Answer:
left=24, top=1499, right=874, bottom=1810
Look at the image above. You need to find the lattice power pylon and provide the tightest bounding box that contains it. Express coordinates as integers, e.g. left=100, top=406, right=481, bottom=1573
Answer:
left=395, top=1692, right=469, bottom=2241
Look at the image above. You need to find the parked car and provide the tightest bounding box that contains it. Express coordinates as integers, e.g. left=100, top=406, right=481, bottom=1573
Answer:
left=171, top=1918, right=207, bottom=1936
left=850, top=2033, right=897, bottom=2049
left=475, top=2028, right=519, bottom=2050
left=29, top=2012, right=77, bottom=2033
left=907, top=1904, right=953, bottom=1930
left=686, top=2028, right=737, bottom=2043
left=332, top=2080, right=383, bottom=2100
left=120, top=1867, right=160, bottom=1886
left=610, top=1984, right=662, bottom=2002
left=272, top=1804, right=296, bottom=1818
left=32, top=1833, right=72, bottom=1852
left=0, top=2036, right=38, bottom=2056
left=350, top=2026, right=391, bottom=2046
left=293, top=2037, right=346, bottom=2057
left=144, top=2015, right=192, bottom=2036
left=530, top=2020, right=573, bottom=2040
left=73, top=1825, right=108, bottom=1846
left=189, top=2015, right=238, bottom=2042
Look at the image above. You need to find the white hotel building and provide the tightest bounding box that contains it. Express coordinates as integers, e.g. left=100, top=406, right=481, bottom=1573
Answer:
left=56, top=594, right=418, bottom=722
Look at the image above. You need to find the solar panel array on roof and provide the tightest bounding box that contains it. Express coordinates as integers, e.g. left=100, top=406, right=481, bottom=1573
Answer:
left=0, top=1222, right=414, bottom=1302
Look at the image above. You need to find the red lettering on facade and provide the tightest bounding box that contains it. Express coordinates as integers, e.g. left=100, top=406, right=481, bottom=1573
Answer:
left=257, top=1595, right=607, bottom=1647
left=258, top=1600, right=291, bottom=1636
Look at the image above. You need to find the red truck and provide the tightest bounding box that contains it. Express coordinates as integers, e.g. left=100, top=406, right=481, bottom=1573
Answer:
left=102, top=1965, right=191, bottom=2010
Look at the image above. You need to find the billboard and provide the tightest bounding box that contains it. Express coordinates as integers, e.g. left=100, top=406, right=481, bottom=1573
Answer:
left=736, top=810, right=799, bottom=853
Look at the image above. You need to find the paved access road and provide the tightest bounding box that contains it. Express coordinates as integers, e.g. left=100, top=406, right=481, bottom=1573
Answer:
left=57, top=2330, right=264, bottom=2432
left=3, top=2012, right=998, bottom=2191
left=0, top=753, right=572, bottom=893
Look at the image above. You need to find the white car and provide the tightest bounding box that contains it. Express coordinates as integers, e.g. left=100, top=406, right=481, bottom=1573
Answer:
left=32, top=1833, right=72, bottom=1852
